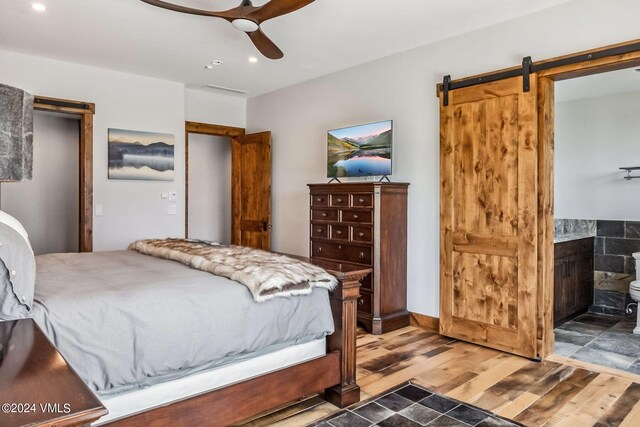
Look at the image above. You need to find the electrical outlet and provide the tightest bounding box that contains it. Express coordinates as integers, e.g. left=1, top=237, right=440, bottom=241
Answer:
left=167, top=204, right=177, bottom=215
left=168, top=191, right=177, bottom=202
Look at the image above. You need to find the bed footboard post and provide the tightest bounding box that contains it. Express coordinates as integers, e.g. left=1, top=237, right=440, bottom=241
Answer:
left=325, top=272, right=366, bottom=408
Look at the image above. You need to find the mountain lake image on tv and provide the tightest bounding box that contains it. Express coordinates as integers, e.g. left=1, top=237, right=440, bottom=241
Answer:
left=327, top=120, right=392, bottom=178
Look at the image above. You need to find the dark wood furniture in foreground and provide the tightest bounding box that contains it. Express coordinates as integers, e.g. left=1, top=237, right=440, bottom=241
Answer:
left=554, top=237, right=595, bottom=327
left=309, top=182, right=410, bottom=334
left=107, top=258, right=368, bottom=426
left=0, top=319, right=107, bottom=427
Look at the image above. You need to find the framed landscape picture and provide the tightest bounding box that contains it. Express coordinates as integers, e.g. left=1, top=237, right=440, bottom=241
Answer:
left=108, top=129, right=175, bottom=181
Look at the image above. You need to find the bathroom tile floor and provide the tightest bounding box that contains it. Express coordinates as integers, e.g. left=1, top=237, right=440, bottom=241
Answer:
left=554, top=313, right=640, bottom=373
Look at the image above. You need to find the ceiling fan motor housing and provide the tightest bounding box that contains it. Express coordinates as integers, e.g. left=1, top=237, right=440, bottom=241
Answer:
left=232, top=18, right=259, bottom=32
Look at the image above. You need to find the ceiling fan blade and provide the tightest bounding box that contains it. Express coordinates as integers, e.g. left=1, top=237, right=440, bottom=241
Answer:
left=139, top=0, right=237, bottom=20
left=247, top=29, right=284, bottom=59
left=249, top=0, right=315, bottom=23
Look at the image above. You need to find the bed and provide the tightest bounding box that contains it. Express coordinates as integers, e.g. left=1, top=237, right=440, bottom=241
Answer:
left=0, top=212, right=369, bottom=426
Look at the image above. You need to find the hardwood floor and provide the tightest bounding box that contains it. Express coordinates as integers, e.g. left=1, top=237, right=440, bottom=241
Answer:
left=246, top=326, right=640, bottom=427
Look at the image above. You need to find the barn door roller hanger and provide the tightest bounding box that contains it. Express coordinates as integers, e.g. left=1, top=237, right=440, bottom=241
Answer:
left=440, top=41, right=640, bottom=106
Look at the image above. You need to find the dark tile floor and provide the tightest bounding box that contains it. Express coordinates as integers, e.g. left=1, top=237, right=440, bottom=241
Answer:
left=554, top=313, right=640, bottom=373
left=312, top=383, right=521, bottom=427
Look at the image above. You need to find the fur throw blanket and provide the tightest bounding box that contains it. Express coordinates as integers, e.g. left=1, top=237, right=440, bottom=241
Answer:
left=128, top=239, right=338, bottom=303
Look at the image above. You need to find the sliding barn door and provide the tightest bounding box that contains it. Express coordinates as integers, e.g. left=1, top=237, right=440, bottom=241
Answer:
left=232, top=131, right=272, bottom=250
left=439, top=75, right=539, bottom=358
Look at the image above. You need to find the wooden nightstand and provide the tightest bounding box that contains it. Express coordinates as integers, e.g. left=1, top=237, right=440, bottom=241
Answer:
left=0, top=319, right=107, bottom=427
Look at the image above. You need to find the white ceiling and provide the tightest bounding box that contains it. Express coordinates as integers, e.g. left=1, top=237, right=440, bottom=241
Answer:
left=0, top=0, right=574, bottom=98
left=556, top=67, right=640, bottom=102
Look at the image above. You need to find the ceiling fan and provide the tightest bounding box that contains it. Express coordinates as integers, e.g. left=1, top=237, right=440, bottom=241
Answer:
left=140, top=0, right=315, bottom=59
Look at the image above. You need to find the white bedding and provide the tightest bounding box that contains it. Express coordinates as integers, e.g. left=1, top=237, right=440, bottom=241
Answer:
left=94, top=338, right=326, bottom=425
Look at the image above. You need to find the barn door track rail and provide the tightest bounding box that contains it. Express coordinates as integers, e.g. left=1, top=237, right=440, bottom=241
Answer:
left=440, top=41, right=640, bottom=106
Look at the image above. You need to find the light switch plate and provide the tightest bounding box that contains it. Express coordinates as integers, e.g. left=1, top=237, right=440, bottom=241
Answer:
left=161, top=192, right=169, bottom=199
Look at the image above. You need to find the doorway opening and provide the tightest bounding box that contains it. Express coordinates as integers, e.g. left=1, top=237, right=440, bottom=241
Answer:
left=0, top=96, right=94, bottom=253
left=187, top=133, right=232, bottom=244
left=551, top=67, right=640, bottom=373
left=184, top=122, right=272, bottom=250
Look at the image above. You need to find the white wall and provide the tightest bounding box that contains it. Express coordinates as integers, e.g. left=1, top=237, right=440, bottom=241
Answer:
left=555, top=90, right=640, bottom=221
left=1, top=113, right=79, bottom=254
left=0, top=49, right=186, bottom=251
left=188, top=135, right=232, bottom=243
left=246, top=0, right=640, bottom=316
left=185, top=88, right=246, bottom=128
left=0, top=52, right=247, bottom=251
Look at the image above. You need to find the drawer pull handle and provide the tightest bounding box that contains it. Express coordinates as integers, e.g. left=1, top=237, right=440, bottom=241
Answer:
left=322, top=213, right=327, bottom=217
left=337, top=198, right=343, bottom=203
left=358, top=297, right=364, bottom=306
left=359, top=198, right=365, bottom=203
left=317, top=247, right=322, bottom=254
left=338, top=245, right=343, bottom=250
left=359, top=252, right=365, bottom=259
left=336, top=230, right=342, bottom=235
left=353, top=214, right=359, bottom=219
left=316, top=228, right=322, bottom=233
left=358, top=232, right=365, bottom=237
left=316, top=198, right=323, bottom=202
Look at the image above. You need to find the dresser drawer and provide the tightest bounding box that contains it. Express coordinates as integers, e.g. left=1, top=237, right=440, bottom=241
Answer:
left=311, top=241, right=372, bottom=265
left=352, top=194, right=373, bottom=208
left=330, top=225, right=349, bottom=241
left=311, top=194, right=329, bottom=207
left=358, top=290, right=373, bottom=315
left=330, top=194, right=350, bottom=207
left=311, top=224, right=328, bottom=239
left=341, top=209, right=373, bottom=224
left=353, top=226, right=373, bottom=243
left=311, top=209, right=338, bottom=222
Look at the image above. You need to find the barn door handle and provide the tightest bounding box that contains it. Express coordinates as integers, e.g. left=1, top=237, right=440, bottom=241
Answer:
left=262, top=222, right=272, bottom=232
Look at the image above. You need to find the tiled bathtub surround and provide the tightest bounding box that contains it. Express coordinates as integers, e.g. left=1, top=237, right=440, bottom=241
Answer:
left=596, top=220, right=640, bottom=276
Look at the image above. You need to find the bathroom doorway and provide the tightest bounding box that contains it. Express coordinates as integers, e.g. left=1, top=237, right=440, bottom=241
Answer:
left=551, top=68, right=640, bottom=374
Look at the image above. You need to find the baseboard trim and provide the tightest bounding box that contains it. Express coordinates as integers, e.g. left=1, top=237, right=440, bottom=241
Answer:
left=409, top=312, right=440, bottom=333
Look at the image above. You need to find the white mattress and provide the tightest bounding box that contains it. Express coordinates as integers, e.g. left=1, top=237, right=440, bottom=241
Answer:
left=94, top=338, right=327, bottom=425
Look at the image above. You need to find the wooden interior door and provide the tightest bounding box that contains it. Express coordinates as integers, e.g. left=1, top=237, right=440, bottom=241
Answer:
left=232, top=131, right=272, bottom=250
left=439, top=75, right=539, bottom=358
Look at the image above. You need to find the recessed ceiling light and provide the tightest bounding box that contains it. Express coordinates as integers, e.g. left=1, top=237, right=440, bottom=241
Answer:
left=31, top=3, right=47, bottom=11
left=204, top=60, right=223, bottom=69
left=248, top=57, right=258, bottom=63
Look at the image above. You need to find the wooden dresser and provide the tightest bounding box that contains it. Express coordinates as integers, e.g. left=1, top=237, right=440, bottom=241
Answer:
left=308, top=182, right=409, bottom=334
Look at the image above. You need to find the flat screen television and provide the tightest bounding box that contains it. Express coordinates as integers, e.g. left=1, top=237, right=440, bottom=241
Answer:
left=327, top=120, right=393, bottom=178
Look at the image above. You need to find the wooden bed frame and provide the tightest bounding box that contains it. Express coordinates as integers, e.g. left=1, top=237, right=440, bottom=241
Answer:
left=103, top=258, right=370, bottom=426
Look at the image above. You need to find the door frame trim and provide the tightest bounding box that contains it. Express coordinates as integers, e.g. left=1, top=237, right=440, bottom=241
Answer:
left=33, top=96, right=94, bottom=253
left=184, top=121, right=245, bottom=240
left=437, top=38, right=640, bottom=359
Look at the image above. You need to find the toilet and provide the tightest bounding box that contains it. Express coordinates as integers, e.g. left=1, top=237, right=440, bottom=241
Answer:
left=629, top=252, right=640, bottom=334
